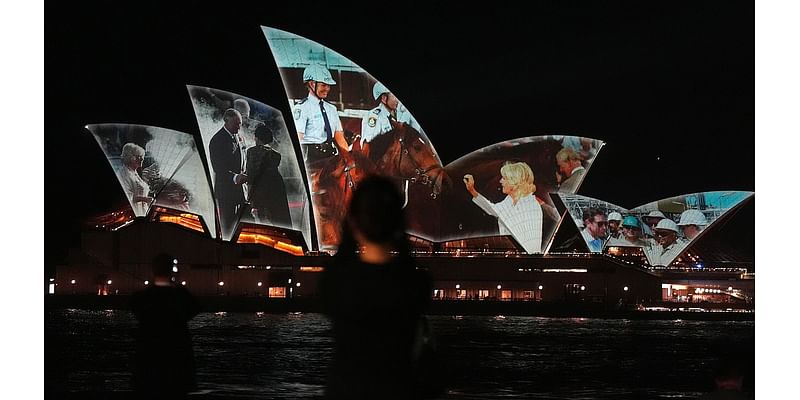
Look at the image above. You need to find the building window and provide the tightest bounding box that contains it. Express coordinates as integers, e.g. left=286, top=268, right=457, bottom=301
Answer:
left=268, top=287, right=286, bottom=298
left=433, top=289, right=444, bottom=299
left=522, top=290, right=534, bottom=300
left=500, top=290, right=512, bottom=300
left=456, top=289, right=466, bottom=299
left=478, top=290, right=489, bottom=300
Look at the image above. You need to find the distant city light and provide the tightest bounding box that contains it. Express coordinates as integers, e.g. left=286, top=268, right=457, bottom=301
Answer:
left=257, top=282, right=263, bottom=287
left=218, top=281, right=224, bottom=286
left=497, top=285, right=502, bottom=290
left=49, top=278, right=55, bottom=282
left=144, top=280, right=149, bottom=285
left=107, top=280, right=112, bottom=285
left=538, top=285, right=543, bottom=290
left=455, top=284, right=461, bottom=289
left=173, top=266, right=179, bottom=273
left=71, top=279, right=76, bottom=284
left=173, top=258, right=178, bottom=264
left=623, top=286, right=629, bottom=291
left=296, top=282, right=301, bottom=287
left=580, top=286, right=586, bottom=291
left=288, top=279, right=292, bottom=284
left=181, top=281, right=187, bottom=286
left=727, top=287, right=733, bottom=291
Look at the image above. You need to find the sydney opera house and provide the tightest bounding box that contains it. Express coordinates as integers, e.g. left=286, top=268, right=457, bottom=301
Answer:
left=51, top=28, right=754, bottom=311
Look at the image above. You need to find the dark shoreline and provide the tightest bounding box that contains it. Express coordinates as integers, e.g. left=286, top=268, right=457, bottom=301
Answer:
left=45, top=295, right=754, bottom=321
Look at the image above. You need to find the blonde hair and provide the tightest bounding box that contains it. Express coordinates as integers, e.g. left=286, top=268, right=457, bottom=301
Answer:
left=500, top=161, right=536, bottom=200
left=121, top=142, right=145, bottom=166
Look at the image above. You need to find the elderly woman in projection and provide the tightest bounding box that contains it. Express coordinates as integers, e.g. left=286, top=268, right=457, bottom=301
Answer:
left=463, top=161, right=544, bottom=253
left=119, top=143, right=154, bottom=215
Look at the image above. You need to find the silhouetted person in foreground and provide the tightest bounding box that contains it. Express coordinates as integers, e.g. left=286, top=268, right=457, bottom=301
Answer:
left=319, top=176, right=434, bottom=400
left=131, top=253, right=201, bottom=398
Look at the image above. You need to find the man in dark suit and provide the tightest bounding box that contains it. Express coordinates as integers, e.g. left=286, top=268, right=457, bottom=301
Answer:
left=209, top=108, right=247, bottom=239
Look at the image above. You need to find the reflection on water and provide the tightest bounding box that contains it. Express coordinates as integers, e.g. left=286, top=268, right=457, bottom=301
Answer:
left=46, top=310, right=754, bottom=399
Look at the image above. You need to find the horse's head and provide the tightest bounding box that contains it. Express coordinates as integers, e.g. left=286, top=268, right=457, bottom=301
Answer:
left=377, top=121, right=445, bottom=199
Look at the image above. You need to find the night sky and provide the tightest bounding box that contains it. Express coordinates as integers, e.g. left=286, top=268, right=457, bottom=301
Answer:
left=46, top=3, right=754, bottom=267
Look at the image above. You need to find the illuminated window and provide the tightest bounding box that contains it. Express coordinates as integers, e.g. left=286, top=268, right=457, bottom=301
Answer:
left=500, top=290, right=512, bottom=300
left=456, top=289, right=466, bottom=299
left=268, top=287, right=286, bottom=298
left=478, top=290, right=489, bottom=300
left=522, top=290, right=534, bottom=300
left=433, top=289, right=444, bottom=299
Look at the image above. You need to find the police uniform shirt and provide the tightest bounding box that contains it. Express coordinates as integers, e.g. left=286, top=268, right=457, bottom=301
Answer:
left=293, top=92, right=342, bottom=144
left=360, top=103, right=393, bottom=145
left=361, top=102, right=422, bottom=146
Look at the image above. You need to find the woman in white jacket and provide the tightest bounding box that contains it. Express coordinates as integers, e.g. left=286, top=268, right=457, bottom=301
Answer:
left=463, top=161, right=543, bottom=254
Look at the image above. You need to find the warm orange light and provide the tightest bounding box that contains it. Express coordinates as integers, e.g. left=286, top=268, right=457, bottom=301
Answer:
left=237, top=233, right=304, bottom=256
left=158, top=215, right=204, bottom=232
left=299, top=266, right=324, bottom=272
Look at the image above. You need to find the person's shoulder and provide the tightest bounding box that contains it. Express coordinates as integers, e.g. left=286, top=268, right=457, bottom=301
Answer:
left=370, top=107, right=382, bottom=115
left=210, top=127, right=227, bottom=141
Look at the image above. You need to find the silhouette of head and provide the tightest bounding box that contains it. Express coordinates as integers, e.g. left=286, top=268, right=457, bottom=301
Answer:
left=347, top=176, right=406, bottom=246
left=151, top=253, right=175, bottom=278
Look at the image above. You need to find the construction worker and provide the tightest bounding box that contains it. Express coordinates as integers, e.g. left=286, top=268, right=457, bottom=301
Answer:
left=293, top=64, right=352, bottom=167
left=607, top=215, right=654, bottom=248
left=608, top=211, right=623, bottom=239
left=642, top=210, right=667, bottom=239
left=647, top=218, right=687, bottom=266
left=677, top=209, right=708, bottom=240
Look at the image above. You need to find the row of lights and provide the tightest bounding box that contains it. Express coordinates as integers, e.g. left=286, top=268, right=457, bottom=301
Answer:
left=695, top=288, right=723, bottom=294
left=452, top=284, right=630, bottom=292
left=62, top=279, right=299, bottom=288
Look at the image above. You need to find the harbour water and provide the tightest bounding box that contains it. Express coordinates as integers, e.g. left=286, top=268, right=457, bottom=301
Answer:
left=46, top=310, right=754, bottom=399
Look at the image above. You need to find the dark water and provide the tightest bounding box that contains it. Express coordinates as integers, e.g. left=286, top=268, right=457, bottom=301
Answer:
left=46, top=310, right=754, bottom=399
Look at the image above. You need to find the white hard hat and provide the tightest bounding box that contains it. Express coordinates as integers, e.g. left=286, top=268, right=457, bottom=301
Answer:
left=372, top=81, right=390, bottom=100
left=655, top=218, right=679, bottom=233
left=303, top=64, right=336, bottom=85
left=608, top=212, right=623, bottom=221
left=678, top=209, right=708, bottom=226
left=645, top=210, right=666, bottom=219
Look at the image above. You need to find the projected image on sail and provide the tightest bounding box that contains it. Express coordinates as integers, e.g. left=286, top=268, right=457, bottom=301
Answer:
left=87, top=124, right=216, bottom=236
left=440, top=136, right=604, bottom=254
left=556, top=191, right=754, bottom=267
left=262, top=26, right=444, bottom=251
left=187, top=86, right=312, bottom=245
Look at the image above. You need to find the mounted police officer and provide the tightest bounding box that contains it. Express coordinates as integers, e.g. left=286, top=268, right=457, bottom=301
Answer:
left=359, top=82, right=421, bottom=157
left=294, top=64, right=352, bottom=167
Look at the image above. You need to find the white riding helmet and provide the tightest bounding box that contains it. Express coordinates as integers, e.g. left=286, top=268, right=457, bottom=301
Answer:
left=303, top=64, right=336, bottom=85
left=677, top=209, right=708, bottom=226
left=372, top=81, right=390, bottom=100
left=608, top=212, right=623, bottom=222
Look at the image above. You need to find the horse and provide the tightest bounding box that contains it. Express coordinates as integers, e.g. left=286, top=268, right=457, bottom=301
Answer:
left=309, top=121, right=446, bottom=249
